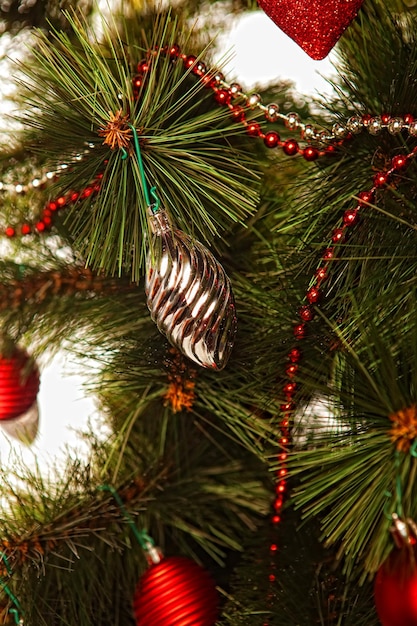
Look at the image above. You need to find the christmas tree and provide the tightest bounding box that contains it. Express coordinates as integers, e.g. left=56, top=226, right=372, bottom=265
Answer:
left=0, top=0, right=416, bottom=624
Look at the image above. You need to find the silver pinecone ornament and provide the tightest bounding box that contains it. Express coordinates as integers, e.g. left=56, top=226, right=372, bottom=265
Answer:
left=145, top=209, right=237, bottom=370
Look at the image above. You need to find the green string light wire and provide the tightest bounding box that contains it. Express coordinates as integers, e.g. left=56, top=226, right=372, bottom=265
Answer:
left=122, top=126, right=161, bottom=214
left=0, top=552, right=23, bottom=624
left=97, top=485, right=155, bottom=552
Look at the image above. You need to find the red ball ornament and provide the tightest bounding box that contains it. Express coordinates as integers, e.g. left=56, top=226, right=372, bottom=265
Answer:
left=0, top=348, right=39, bottom=421
left=257, top=0, right=364, bottom=60
left=133, top=556, right=219, bottom=626
left=374, top=517, right=417, bottom=626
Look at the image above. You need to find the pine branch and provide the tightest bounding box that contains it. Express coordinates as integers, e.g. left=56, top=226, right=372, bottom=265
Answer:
left=289, top=297, right=417, bottom=577
left=12, top=9, right=261, bottom=280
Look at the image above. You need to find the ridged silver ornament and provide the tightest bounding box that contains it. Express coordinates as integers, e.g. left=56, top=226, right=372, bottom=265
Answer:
left=145, top=209, right=237, bottom=370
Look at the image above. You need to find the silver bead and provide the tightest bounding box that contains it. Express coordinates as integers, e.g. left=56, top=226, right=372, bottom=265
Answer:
left=387, top=117, right=403, bottom=134
left=302, top=125, right=316, bottom=140
left=195, top=61, right=206, bottom=75
left=346, top=115, right=363, bottom=134
left=285, top=112, right=301, bottom=130
left=230, top=82, right=242, bottom=95
left=248, top=93, right=262, bottom=108
left=409, top=121, right=417, bottom=136
left=265, top=103, right=279, bottom=122
left=332, top=122, right=347, bottom=138
left=368, top=117, right=382, bottom=135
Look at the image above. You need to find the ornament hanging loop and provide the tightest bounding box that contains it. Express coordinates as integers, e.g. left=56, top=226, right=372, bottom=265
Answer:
left=128, top=125, right=161, bottom=214
left=97, top=485, right=162, bottom=564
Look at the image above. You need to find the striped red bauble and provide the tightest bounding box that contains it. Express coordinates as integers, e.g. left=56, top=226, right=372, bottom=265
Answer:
left=133, top=556, right=219, bottom=626
left=0, top=347, right=39, bottom=421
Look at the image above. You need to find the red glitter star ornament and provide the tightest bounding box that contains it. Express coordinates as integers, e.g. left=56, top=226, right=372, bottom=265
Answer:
left=257, top=0, right=364, bottom=60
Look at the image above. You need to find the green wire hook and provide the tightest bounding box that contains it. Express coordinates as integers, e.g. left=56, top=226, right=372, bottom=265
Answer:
left=97, top=484, right=155, bottom=552
left=126, top=125, right=161, bottom=214
left=0, top=552, right=23, bottom=624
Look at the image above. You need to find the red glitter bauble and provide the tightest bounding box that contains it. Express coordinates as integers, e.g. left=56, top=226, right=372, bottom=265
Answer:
left=133, top=556, right=219, bottom=626
left=257, top=0, right=364, bottom=60
left=0, top=348, right=40, bottom=421
left=374, top=545, right=417, bottom=626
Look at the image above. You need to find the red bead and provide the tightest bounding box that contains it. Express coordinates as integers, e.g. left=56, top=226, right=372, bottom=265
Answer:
left=133, top=556, right=219, bottom=626
left=81, top=186, right=94, bottom=198
left=299, top=305, right=314, bottom=321
left=286, top=363, right=298, bottom=376
left=307, top=287, right=320, bottom=304
left=184, top=55, right=197, bottom=70
left=343, top=208, right=359, bottom=225
left=21, top=224, right=31, bottom=235
left=70, top=192, right=80, bottom=202
left=167, top=43, right=181, bottom=58
left=48, top=201, right=58, bottom=211
left=264, top=131, right=280, bottom=148
left=246, top=122, right=262, bottom=137
left=137, top=60, right=149, bottom=73
left=293, top=323, right=306, bottom=338
left=270, top=544, right=278, bottom=552
left=230, top=105, right=246, bottom=122
left=391, top=154, right=408, bottom=170
left=322, top=247, right=334, bottom=260
left=271, top=515, right=281, bottom=524
left=362, top=114, right=372, bottom=126
left=404, top=113, right=414, bottom=124
left=373, top=171, right=389, bottom=187
left=283, top=139, right=299, bottom=156
left=315, top=267, right=327, bottom=281
left=42, top=216, right=52, bottom=227
left=132, top=75, right=144, bottom=91
left=274, top=493, right=284, bottom=506
left=35, top=221, right=46, bottom=232
left=357, top=190, right=375, bottom=206
left=214, top=89, right=231, bottom=106
left=283, top=381, right=296, bottom=395
left=5, top=226, right=15, bottom=237
left=303, top=146, right=319, bottom=161
left=381, top=113, right=391, bottom=124
left=201, top=74, right=215, bottom=89
left=288, top=347, right=301, bottom=362
left=0, top=348, right=39, bottom=420
left=57, top=196, right=67, bottom=207
left=332, top=228, right=345, bottom=243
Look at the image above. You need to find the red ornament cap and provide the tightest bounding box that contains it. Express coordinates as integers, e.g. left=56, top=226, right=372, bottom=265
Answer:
left=0, top=348, right=40, bottom=421
left=257, top=0, right=364, bottom=60
left=133, top=556, right=219, bottom=626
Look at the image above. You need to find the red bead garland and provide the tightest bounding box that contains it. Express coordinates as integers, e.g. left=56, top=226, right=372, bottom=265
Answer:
left=133, top=46, right=338, bottom=161
left=260, top=146, right=417, bottom=625
left=3, top=173, right=102, bottom=240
